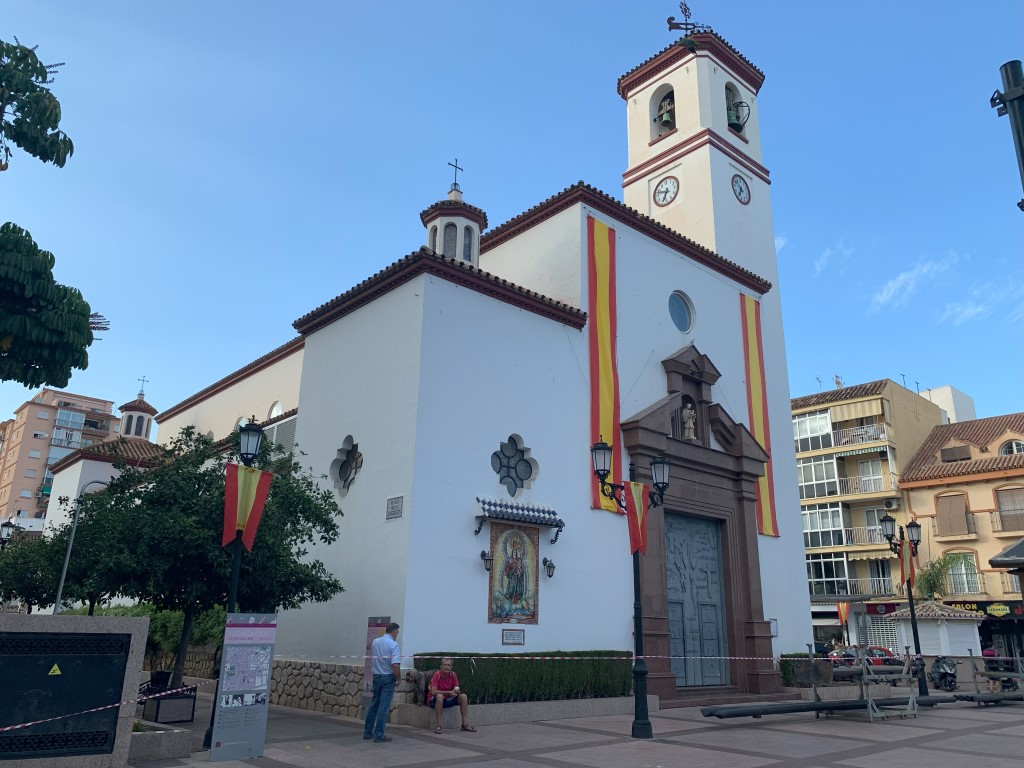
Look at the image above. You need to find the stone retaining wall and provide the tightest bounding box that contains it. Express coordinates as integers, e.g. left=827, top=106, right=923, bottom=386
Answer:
left=268, top=660, right=417, bottom=718
left=144, top=647, right=218, bottom=679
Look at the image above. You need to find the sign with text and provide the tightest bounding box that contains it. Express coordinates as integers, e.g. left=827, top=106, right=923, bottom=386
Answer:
left=210, top=613, right=277, bottom=762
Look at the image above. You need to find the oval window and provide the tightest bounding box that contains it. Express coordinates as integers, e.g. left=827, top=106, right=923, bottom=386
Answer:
left=668, top=291, right=694, bottom=332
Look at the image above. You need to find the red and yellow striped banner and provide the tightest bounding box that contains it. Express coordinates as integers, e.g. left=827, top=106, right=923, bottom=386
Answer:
left=223, top=463, right=274, bottom=551
left=900, top=541, right=916, bottom=587
left=588, top=216, right=622, bottom=513
left=837, top=601, right=850, bottom=624
left=624, top=481, right=649, bottom=554
left=740, top=294, right=779, bottom=536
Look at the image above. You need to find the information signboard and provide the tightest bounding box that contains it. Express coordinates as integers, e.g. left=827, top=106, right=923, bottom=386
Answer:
left=210, top=613, right=276, bottom=762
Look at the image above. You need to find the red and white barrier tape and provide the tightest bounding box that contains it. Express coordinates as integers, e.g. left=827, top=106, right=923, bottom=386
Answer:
left=0, top=679, right=217, bottom=734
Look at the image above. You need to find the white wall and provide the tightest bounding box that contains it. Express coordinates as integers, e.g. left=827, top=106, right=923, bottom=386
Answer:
left=44, top=460, right=121, bottom=533
left=156, top=345, right=304, bottom=444
left=274, top=279, right=426, bottom=664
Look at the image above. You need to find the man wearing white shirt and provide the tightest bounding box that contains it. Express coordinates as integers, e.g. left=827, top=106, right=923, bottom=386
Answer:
left=363, top=622, right=401, bottom=742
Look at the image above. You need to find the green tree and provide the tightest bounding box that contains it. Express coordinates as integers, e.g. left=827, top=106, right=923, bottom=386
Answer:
left=75, top=429, right=344, bottom=684
left=914, top=554, right=955, bottom=600
left=0, top=533, right=62, bottom=612
left=0, top=222, right=93, bottom=387
left=1, top=38, right=74, bottom=171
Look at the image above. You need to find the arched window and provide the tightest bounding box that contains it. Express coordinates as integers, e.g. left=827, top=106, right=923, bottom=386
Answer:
left=946, top=552, right=980, bottom=594
left=135, top=416, right=145, bottom=436
left=999, top=440, right=1024, bottom=455
left=429, top=225, right=438, bottom=251
left=268, top=401, right=283, bottom=420
left=443, top=223, right=457, bottom=259
left=123, top=414, right=133, bottom=435
left=462, top=226, right=473, bottom=262
left=650, top=85, right=675, bottom=141
left=725, top=84, right=748, bottom=134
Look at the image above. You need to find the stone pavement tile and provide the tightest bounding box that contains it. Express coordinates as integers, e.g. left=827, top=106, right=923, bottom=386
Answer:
left=988, top=724, right=1024, bottom=736
left=768, top=719, right=943, bottom=741
left=430, top=722, right=613, bottom=750
left=262, top=733, right=482, bottom=767
left=546, top=740, right=778, bottom=768
left=919, top=707, right=1022, bottom=722
left=924, top=733, right=1024, bottom=756
left=540, top=713, right=709, bottom=733
left=673, top=727, right=872, bottom=759
left=838, top=746, right=1024, bottom=768
left=879, top=714, right=996, bottom=731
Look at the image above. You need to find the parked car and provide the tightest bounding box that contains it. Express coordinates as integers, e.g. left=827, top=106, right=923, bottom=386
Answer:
left=827, top=650, right=856, bottom=667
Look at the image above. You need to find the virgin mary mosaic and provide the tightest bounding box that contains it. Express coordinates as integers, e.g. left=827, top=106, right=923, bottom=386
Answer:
left=487, top=523, right=539, bottom=624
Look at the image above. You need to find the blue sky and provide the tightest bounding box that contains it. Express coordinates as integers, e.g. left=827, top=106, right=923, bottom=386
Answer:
left=2, top=1, right=1022, bottom=426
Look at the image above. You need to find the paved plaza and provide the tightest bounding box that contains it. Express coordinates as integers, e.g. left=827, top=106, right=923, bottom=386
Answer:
left=131, top=691, right=1024, bottom=768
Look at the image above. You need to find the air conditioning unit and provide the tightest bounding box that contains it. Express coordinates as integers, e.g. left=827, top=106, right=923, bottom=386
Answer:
left=882, top=498, right=900, bottom=511
left=34, top=491, right=43, bottom=498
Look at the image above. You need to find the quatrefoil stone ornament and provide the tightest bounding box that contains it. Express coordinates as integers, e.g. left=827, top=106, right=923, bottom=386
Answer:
left=491, top=435, right=535, bottom=497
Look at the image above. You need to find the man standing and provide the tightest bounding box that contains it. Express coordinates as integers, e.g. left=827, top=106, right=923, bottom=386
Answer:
left=363, top=622, right=401, bottom=742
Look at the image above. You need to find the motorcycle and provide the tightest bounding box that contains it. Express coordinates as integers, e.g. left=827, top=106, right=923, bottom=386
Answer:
left=928, top=655, right=959, bottom=691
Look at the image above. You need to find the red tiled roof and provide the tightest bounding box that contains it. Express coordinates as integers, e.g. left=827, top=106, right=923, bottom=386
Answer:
left=791, top=380, right=890, bottom=411
left=293, top=246, right=587, bottom=336
left=887, top=600, right=984, bottom=620
left=119, top=394, right=158, bottom=416
left=420, top=198, right=488, bottom=230
left=49, top=437, right=163, bottom=475
left=899, top=413, right=1024, bottom=483
left=617, top=31, right=765, bottom=98
left=480, top=181, right=771, bottom=294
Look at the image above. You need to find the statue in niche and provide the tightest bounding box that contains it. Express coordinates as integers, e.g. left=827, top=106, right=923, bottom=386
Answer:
left=682, top=403, right=697, bottom=441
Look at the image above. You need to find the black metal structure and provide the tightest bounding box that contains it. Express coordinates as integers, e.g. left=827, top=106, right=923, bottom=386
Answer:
left=991, top=60, right=1024, bottom=211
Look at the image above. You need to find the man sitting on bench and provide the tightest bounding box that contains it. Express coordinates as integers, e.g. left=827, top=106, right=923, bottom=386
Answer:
left=428, top=657, right=475, bottom=734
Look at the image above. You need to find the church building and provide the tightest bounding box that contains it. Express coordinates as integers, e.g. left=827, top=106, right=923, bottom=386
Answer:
left=150, top=28, right=809, bottom=699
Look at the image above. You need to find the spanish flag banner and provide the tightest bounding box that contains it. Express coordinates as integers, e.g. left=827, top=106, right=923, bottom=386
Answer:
left=900, top=542, right=916, bottom=588
left=739, top=294, right=779, bottom=536
left=837, top=601, right=850, bottom=624
left=588, top=216, right=622, bottom=513
left=624, top=481, right=649, bottom=555
left=223, top=463, right=273, bottom=551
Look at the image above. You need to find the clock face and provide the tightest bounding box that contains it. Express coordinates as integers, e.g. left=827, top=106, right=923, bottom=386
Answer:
left=731, top=174, right=751, bottom=205
left=653, top=176, right=679, bottom=207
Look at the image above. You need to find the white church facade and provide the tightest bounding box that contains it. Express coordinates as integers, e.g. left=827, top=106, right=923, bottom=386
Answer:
left=143, top=30, right=810, bottom=699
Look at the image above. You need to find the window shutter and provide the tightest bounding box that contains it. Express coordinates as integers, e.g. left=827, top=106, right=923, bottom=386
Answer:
left=935, top=494, right=968, bottom=536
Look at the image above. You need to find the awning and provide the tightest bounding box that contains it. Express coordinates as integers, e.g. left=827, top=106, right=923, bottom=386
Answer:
left=475, top=496, right=565, bottom=544
left=834, top=446, right=885, bottom=458
left=847, top=550, right=895, bottom=561
left=830, top=399, right=883, bottom=422
left=812, top=617, right=841, bottom=626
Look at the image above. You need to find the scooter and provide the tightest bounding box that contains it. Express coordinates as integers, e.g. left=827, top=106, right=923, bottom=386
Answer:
left=928, top=655, right=959, bottom=691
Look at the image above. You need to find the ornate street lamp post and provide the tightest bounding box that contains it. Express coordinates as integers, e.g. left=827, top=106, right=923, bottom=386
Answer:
left=880, top=513, right=928, bottom=697
left=53, top=479, right=109, bottom=613
left=591, top=441, right=670, bottom=740
left=0, top=520, right=20, bottom=550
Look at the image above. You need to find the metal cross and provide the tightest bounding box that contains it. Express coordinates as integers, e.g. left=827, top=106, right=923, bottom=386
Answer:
left=138, top=375, right=148, bottom=394
left=448, top=158, right=463, bottom=192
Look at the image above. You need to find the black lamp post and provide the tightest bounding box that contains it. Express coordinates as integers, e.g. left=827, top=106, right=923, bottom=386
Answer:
left=54, top=480, right=109, bottom=613
left=203, top=418, right=265, bottom=749
left=0, top=520, right=19, bottom=550
left=880, top=513, right=928, bottom=697
left=591, top=441, right=670, bottom=740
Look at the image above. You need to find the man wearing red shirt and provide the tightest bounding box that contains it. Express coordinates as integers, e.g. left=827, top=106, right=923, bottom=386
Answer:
left=428, top=657, right=475, bottom=734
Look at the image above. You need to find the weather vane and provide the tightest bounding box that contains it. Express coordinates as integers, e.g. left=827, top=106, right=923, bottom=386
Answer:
left=448, top=158, right=463, bottom=193
left=667, top=2, right=710, bottom=35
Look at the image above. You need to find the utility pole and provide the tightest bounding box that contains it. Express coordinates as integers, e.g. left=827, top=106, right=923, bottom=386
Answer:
left=991, top=60, right=1024, bottom=211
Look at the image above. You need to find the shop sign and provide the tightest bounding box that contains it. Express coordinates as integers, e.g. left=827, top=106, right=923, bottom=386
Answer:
left=945, top=600, right=1023, bottom=618
left=865, top=603, right=898, bottom=615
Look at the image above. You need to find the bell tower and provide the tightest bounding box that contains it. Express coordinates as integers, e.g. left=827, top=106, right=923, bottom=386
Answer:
left=620, top=31, right=776, bottom=283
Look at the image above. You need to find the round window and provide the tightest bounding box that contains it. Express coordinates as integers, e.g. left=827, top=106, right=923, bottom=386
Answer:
left=668, top=291, right=694, bottom=332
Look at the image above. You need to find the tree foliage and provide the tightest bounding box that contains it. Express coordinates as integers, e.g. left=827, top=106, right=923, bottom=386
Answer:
left=69, top=428, right=344, bottom=683
left=0, top=222, right=93, bottom=387
left=914, top=554, right=955, bottom=600
left=0, top=532, right=62, bottom=611
left=0, top=38, right=74, bottom=171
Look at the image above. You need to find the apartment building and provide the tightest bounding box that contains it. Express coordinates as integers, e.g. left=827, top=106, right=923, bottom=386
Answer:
left=0, top=389, right=120, bottom=531
left=791, top=379, right=948, bottom=648
left=899, top=413, right=1024, bottom=661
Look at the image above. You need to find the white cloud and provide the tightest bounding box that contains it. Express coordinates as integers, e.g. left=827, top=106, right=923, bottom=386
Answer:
left=869, top=256, right=955, bottom=313
left=813, top=239, right=853, bottom=276
left=775, top=235, right=787, bottom=253
left=938, top=281, right=1024, bottom=326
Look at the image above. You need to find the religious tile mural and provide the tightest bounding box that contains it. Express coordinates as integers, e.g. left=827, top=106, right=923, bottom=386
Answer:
left=487, top=523, right=539, bottom=624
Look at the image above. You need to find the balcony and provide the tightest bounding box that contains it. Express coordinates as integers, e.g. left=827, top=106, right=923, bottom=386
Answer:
left=50, top=438, right=82, bottom=449
left=833, top=423, right=889, bottom=446
left=1000, top=571, right=1021, bottom=594
left=804, top=525, right=889, bottom=549
left=837, top=473, right=897, bottom=496
left=931, top=514, right=978, bottom=538
left=946, top=572, right=987, bottom=596
left=83, top=419, right=110, bottom=434
left=991, top=507, right=1024, bottom=533
left=807, top=577, right=896, bottom=597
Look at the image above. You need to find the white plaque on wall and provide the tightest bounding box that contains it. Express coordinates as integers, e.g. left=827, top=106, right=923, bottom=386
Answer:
left=386, top=496, right=403, bottom=520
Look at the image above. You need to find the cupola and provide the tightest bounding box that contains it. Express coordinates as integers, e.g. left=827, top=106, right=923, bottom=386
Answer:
left=420, top=186, right=488, bottom=268
left=119, top=390, right=158, bottom=441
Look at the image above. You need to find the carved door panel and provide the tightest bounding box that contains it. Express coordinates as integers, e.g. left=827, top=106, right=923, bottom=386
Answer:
left=664, top=513, right=727, bottom=687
